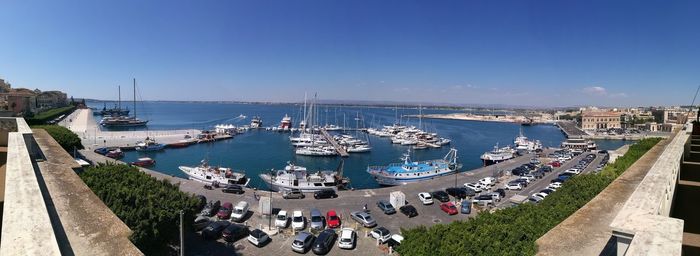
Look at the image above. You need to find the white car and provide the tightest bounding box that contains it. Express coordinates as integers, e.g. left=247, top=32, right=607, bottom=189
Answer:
left=564, top=168, right=581, bottom=175
left=548, top=182, right=563, bottom=189
left=291, top=210, right=305, bottom=230
left=478, top=177, right=496, bottom=187
left=418, top=192, right=434, bottom=205
left=247, top=229, right=270, bottom=247
left=370, top=227, right=392, bottom=243
left=464, top=183, right=483, bottom=193
left=338, top=228, right=356, bottom=249
left=520, top=175, right=536, bottom=182
left=533, top=192, right=548, bottom=198
left=504, top=183, right=522, bottom=190
left=275, top=210, right=289, bottom=228
left=531, top=193, right=545, bottom=201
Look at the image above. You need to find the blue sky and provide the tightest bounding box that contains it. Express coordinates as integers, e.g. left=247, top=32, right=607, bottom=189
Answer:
left=0, top=0, right=698, bottom=107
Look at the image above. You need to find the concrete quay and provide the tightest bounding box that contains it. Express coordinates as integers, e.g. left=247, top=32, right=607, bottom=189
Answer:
left=79, top=146, right=604, bottom=255
left=60, top=108, right=201, bottom=150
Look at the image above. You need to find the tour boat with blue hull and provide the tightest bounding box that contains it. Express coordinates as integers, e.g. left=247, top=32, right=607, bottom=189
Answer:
left=367, top=148, right=461, bottom=186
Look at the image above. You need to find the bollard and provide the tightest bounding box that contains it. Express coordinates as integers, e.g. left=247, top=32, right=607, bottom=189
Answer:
left=390, top=246, right=393, bottom=254
left=376, top=237, right=379, bottom=246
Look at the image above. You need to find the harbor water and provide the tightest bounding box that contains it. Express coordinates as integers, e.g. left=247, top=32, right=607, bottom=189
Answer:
left=88, top=101, right=632, bottom=189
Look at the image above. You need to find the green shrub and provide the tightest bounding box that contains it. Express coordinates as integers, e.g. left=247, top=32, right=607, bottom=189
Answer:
left=397, top=138, right=662, bottom=256
left=80, top=163, right=200, bottom=255
left=25, top=106, right=75, bottom=125
left=33, top=125, right=83, bottom=151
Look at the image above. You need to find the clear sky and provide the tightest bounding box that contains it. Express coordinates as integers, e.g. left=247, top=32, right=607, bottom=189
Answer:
left=1, top=0, right=698, bottom=107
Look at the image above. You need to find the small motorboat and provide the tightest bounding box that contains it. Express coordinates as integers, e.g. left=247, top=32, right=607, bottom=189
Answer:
left=131, top=157, right=156, bottom=167
left=105, top=149, right=124, bottom=159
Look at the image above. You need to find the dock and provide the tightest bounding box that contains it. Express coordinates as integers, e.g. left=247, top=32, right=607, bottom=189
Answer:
left=320, top=129, right=349, bottom=157
left=556, top=121, right=588, bottom=138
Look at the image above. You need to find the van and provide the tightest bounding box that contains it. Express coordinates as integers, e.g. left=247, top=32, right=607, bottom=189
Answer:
left=478, top=177, right=496, bottom=187
left=231, top=201, right=249, bottom=222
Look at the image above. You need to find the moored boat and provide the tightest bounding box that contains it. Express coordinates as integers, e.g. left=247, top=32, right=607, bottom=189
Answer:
left=259, top=161, right=349, bottom=192
left=131, top=157, right=155, bottom=167
left=480, top=144, right=516, bottom=166
left=105, top=148, right=124, bottom=159
left=179, top=159, right=250, bottom=186
left=135, top=138, right=166, bottom=151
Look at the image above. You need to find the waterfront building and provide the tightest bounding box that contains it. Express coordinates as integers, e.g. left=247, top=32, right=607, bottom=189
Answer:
left=581, top=111, right=621, bottom=131
left=36, top=90, right=68, bottom=109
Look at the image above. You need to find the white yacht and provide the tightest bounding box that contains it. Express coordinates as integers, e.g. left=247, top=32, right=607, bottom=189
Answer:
left=259, top=161, right=349, bottom=192
left=295, top=146, right=338, bottom=156
left=480, top=144, right=516, bottom=166
left=513, top=128, right=542, bottom=152
left=179, top=160, right=250, bottom=186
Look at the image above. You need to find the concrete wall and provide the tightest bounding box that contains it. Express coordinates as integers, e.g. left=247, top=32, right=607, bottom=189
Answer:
left=609, top=127, right=687, bottom=255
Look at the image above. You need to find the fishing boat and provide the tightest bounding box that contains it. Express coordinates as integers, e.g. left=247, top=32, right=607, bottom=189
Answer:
left=101, top=79, right=148, bottom=127
left=480, top=144, right=516, bottom=166
left=367, top=148, right=461, bottom=186
left=179, top=159, right=250, bottom=186
left=259, top=161, right=349, bottom=192
left=250, top=116, right=262, bottom=128
left=513, top=128, right=542, bottom=152
left=135, top=138, right=166, bottom=151
left=131, top=157, right=156, bottom=167
left=168, top=139, right=194, bottom=148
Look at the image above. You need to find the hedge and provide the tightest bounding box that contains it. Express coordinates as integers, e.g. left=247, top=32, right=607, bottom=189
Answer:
left=33, top=125, right=83, bottom=151
left=396, top=138, right=662, bottom=256
left=80, top=163, right=200, bottom=255
left=25, top=106, right=75, bottom=125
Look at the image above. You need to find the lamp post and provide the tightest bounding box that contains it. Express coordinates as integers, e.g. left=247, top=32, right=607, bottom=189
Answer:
left=268, top=169, right=273, bottom=230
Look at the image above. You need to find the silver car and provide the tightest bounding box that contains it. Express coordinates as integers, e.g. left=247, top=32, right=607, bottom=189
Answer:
left=291, top=231, right=315, bottom=253
left=350, top=211, right=377, bottom=228
left=310, top=208, right=324, bottom=230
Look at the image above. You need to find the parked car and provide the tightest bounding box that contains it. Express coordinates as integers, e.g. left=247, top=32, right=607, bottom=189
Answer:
left=370, top=227, right=392, bottom=243
left=194, top=215, right=211, bottom=231
left=338, top=228, right=356, bottom=249
left=431, top=190, right=450, bottom=202
left=533, top=192, right=549, bottom=198
left=494, top=188, right=506, bottom=198
left=549, top=161, right=561, bottom=167
left=312, top=229, right=337, bottom=255
left=200, top=200, right=221, bottom=217
left=520, top=175, right=536, bottom=182
left=292, top=210, right=305, bottom=230
left=564, top=168, right=582, bottom=175
left=216, top=202, right=233, bottom=220
left=377, top=200, right=397, bottom=215
left=505, top=182, right=523, bottom=190
left=310, top=208, right=325, bottom=230
left=314, top=189, right=338, bottom=199
left=539, top=188, right=555, bottom=196
left=282, top=189, right=305, bottom=199
left=399, top=205, right=418, bottom=218
left=513, top=178, right=530, bottom=186
left=275, top=210, right=289, bottom=228
left=291, top=231, right=315, bottom=253
left=541, top=165, right=553, bottom=172
left=222, top=184, right=244, bottom=194
left=531, top=171, right=545, bottom=179
left=202, top=221, right=231, bottom=240
left=464, top=183, right=483, bottom=193
left=247, top=229, right=270, bottom=247
left=460, top=200, right=471, bottom=214
left=440, top=202, right=458, bottom=215
left=231, top=201, right=249, bottom=222
left=222, top=223, right=248, bottom=242
left=326, top=210, right=341, bottom=228
left=478, top=177, right=496, bottom=187
left=529, top=195, right=545, bottom=203
left=488, top=192, right=502, bottom=202
left=350, top=211, right=377, bottom=228
left=418, top=192, right=434, bottom=205
left=472, top=195, right=494, bottom=205
left=387, top=234, right=404, bottom=249
left=446, top=187, right=469, bottom=199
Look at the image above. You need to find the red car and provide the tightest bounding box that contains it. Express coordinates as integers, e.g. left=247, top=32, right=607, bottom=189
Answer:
left=217, top=202, right=233, bottom=219
left=549, top=161, right=561, bottom=167
left=326, top=210, right=341, bottom=228
left=440, top=202, right=458, bottom=215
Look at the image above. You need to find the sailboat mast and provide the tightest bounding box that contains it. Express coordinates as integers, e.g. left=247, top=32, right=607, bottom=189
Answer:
left=419, top=104, right=422, bottom=130
left=118, top=85, right=121, bottom=110
left=133, top=78, right=136, bottom=118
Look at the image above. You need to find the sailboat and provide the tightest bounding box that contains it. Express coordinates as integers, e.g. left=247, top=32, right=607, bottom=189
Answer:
left=100, top=78, right=148, bottom=127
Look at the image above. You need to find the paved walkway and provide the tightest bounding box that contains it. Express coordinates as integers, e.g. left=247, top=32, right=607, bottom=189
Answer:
left=61, top=109, right=200, bottom=150
left=536, top=135, right=670, bottom=255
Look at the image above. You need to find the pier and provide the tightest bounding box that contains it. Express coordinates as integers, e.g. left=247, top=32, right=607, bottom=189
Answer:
left=320, top=129, right=350, bottom=157
left=556, top=121, right=588, bottom=138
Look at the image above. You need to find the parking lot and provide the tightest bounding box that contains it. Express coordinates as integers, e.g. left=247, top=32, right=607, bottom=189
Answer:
left=82, top=148, right=608, bottom=255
